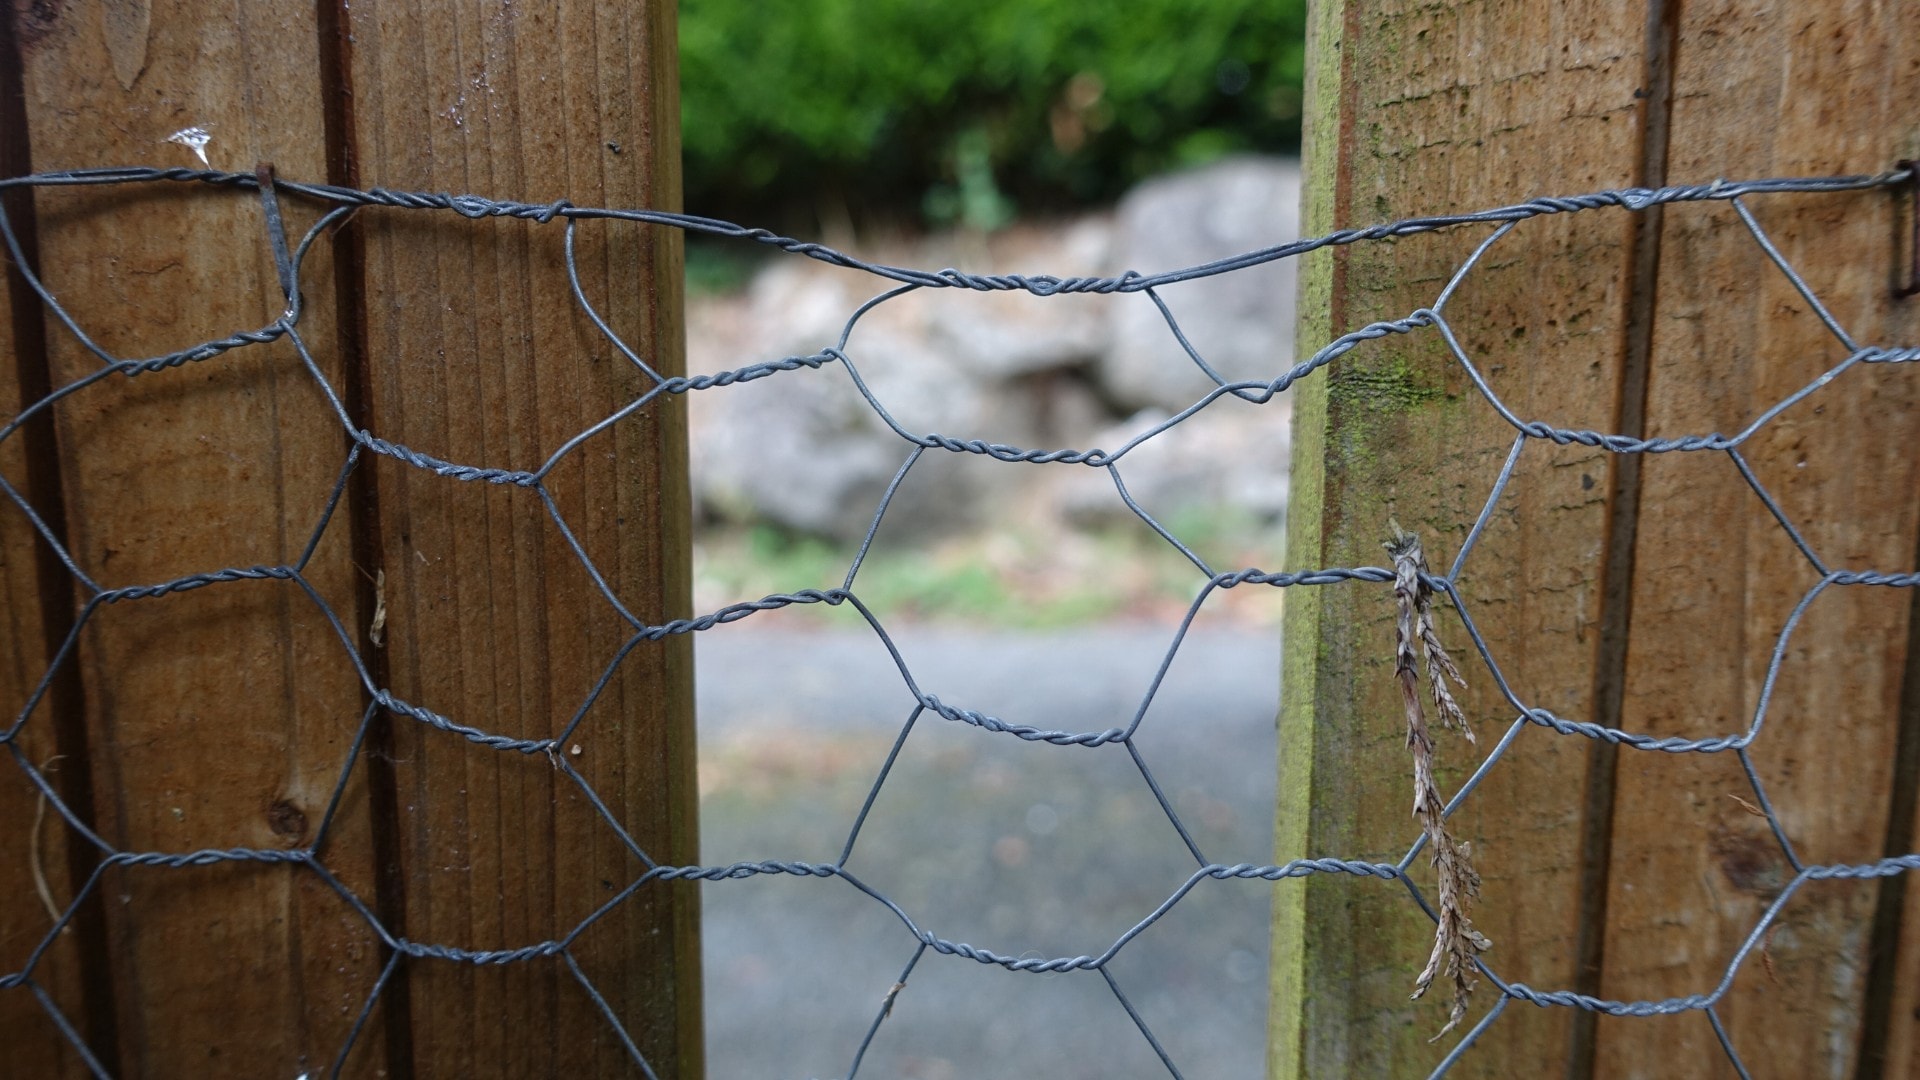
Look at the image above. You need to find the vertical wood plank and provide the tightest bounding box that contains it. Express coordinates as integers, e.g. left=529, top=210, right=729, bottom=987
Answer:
left=0, top=59, right=93, bottom=1071
left=1594, top=3, right=1920, bottom=1077
left=1881, top=548, right=1920, bottom=1075
left=7, top=1, right=390, bottom=1077
left=1273, top=1, right=1652, bottom=1075
left=337, top=1, right=700, bottom=1076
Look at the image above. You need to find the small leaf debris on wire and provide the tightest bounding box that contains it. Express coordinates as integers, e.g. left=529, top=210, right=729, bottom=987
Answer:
left=1387, top=519, right=1489, bottom=1041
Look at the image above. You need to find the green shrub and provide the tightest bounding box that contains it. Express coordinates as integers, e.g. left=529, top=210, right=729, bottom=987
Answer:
left=679, top=0, right=1307, bottom=228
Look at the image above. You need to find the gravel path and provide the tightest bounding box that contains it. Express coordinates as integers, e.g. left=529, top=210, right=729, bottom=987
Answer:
left=696, top=625, right=1281, bottom=1079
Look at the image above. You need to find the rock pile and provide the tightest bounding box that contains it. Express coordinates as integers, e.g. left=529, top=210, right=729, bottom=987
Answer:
left=686, top=157, right=1300, bottom=543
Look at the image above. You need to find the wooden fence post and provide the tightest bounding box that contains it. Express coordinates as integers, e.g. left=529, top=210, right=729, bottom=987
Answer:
left=0, top=2, right=698, bottom=1077
left=1275, top=1, right=1920, bottom=1077
left=334, top=3, right=700, bottom=1076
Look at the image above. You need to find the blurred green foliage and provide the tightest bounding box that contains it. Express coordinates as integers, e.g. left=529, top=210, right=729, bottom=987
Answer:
left=679, top=0, right=1307, bottom=228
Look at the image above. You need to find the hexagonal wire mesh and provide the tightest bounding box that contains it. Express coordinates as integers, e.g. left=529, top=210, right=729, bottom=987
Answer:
left=1, top=163, right=1917, bottom=1078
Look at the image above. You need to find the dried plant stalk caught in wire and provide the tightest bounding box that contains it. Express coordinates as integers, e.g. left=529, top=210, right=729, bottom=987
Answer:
left=1389, top=521, right=1487, bottom=1039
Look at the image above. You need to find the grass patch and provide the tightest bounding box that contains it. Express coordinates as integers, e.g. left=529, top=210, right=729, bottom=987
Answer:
left=693, top=510, right=1285, bottom=629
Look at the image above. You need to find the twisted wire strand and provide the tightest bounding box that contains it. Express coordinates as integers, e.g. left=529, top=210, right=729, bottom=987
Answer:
left=0, top=162, right=1914, bottom=1078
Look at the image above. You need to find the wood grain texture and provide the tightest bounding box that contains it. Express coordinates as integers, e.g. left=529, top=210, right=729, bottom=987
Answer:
left=1594, top=3, right=1920, bottom=1077
left=1286, top=0, right=1920, bottom=1077
left=0, top=88, right=96, bottom=1076
left=3, top=1, right=697, bottom=1076
left=335, top=1, right=700, bottom=1076
left=1885, top=545, right=1920, bottom=1077
left=9, top=2, right=389, bottom=1077
left=1272, top=2, right=1652, bottom=1075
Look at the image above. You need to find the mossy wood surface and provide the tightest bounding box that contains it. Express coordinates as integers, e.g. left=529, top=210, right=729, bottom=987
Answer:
left=1274, top=1, right=1920, bottom=1077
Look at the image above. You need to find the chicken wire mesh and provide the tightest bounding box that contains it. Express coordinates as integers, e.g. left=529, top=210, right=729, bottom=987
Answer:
left=0, top=162, right=1916, bottom=1078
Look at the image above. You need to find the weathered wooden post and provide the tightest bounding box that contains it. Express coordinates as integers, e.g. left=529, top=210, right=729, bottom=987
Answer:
left=0, top=3, right=699, bottom=1076
left=1276, top=1, right=1920, bottom=1076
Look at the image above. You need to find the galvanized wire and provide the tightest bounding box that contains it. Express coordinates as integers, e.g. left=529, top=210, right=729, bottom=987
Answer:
left=0, top=162, right=1916, bottom=1079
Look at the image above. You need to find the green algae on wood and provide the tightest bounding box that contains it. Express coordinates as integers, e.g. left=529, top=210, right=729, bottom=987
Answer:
left=1268, top=1, right=1651, bottom=1075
